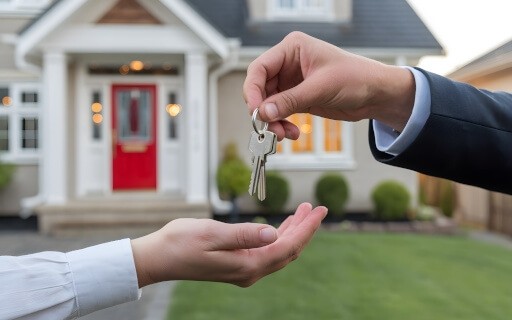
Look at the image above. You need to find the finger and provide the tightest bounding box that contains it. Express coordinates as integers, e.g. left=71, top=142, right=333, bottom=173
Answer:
left=289, top=202, right=313, bottom=229
left=258, top=74, right=328, bottom=123
left=277, top=215, right=293, bottom=236
left=281, top=120, right=300, bottom=140
left=209, top=222, right=278, bottom=251
left=267, top=121, right=286, bottom=141
left=243, top=45, right=286, bottom=111
left=259, top=206, right=328, bottom=270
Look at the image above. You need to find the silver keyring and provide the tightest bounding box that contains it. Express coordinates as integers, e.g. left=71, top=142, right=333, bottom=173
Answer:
left=252, top=108, right=268, bottom=135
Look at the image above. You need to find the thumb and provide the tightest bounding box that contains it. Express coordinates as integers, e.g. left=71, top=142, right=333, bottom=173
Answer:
left=211, top=223, right=278, bottom=250
left=258, top=80, right=318, bottom=122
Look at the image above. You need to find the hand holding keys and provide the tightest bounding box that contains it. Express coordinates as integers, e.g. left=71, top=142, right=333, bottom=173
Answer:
left=248, top=109, right=277, bottom=201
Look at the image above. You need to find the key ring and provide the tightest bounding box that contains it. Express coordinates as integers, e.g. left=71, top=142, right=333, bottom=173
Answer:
left=252, top=108, right=268, bottom=135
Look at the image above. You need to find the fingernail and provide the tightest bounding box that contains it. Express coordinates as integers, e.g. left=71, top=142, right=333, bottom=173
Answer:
left=265, top=103, right=279, bottom=121
left=260, top=227, right=278, bottom=243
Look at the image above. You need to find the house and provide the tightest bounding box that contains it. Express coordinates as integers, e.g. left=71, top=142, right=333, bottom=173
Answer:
left=448, top=39, right=512, bottom=236
left=0, top=0, right=442, bottom=234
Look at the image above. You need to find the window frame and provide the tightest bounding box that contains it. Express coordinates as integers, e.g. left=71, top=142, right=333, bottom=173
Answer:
left=266, top=118, right=355, bottom=170
left=268, top=0, right=335, bottom=21
left=0, top=82, right=41, bottom=164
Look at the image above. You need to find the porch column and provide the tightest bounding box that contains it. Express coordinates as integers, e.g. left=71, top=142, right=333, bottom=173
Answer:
left=42, top=51, right=68, bottom=204
left=185, top=52, right=208, bottom=203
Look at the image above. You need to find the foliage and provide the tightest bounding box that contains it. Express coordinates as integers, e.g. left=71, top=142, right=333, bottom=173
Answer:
left=169, top=233, right=512, bottom=320
left=418, top=175, right=456, bottom=218
left=371, top=180, right=411, bottom=220
left=0, top=162, right=15, bottom=190
left=315, top=173, right=349, bottom=216
left=216, top=143, right=250, bottom=200
left=256, top=171, right=289, bottom=213
left=439, top=179, right=456, bottom=217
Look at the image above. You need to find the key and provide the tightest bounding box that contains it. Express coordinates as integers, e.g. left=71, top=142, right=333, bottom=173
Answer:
left=248, top=131, right=276, bottom=199
left=257, top=132, right=277, bottom=200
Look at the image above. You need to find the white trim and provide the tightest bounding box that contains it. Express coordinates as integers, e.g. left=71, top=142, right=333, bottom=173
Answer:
left=208, top=58, right=248, bottom=213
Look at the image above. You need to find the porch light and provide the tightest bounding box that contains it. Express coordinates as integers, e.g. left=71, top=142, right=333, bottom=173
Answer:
left=166, top=103, right=181, bottom=117
left=119, top=65, right=130, bottom=75
left=300, top=123, right=312, bottom=134
left=91, top=102, right=102, bottom=113
left=92, top=113, right=103, bottom=124
left=130, top=60, right=144, bottom=71
left=1, top=96, right=12, bottom=106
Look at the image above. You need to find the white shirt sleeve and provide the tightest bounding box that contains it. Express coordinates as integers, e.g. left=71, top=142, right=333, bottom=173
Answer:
left=372, top=67, right=431, bottom=156
left=0, top=239, right=141, bottom=320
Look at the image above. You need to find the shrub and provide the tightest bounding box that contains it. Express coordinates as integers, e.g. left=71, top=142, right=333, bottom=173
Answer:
left=439, top=179, right=455, bottom=217
left=315, top=173, right=349, bottom=216
left=216, top=143, right=250, bottom=200
left=371, top=180, right=411, bottom=221
left=0, top=162, right=14, bottom=190
left=257, top=171, right=289, bottom=213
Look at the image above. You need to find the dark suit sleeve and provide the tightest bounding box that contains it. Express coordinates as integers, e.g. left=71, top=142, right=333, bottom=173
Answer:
left=369, top=68, right=512, bottom=195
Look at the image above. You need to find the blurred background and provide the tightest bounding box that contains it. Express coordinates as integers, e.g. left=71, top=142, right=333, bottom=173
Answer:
left=1, top=0, right=512, bottom=319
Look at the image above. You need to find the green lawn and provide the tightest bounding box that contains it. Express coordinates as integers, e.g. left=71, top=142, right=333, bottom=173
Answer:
left=167, top=232, right=512, bottom=320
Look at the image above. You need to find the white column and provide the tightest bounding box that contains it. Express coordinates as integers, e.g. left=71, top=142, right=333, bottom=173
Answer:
left=42, top=51, right=68, bottom=204
left=185, top=52, right=208, bottom=203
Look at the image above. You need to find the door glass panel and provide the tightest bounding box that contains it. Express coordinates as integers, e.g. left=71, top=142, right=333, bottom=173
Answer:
left=117, top=89, right=151, bottom=143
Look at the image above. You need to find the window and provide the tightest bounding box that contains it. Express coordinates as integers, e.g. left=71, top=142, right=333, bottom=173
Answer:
left=269, top=0, right=334, bottom=21
left=270, top=114, right=354, bottom=170
left=21, top=117, right=38, bottom=149
left=0, top=83, right=41, bottom=162
left=91, top=91, right=103, bottom=140
left=0, top=116, right=8, bottom=151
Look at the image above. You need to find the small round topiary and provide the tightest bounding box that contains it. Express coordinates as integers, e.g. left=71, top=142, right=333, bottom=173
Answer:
left=217, top=159, right=251, bottom=200
left=258, top=171, right=289, bottom=213
left=371, top=180, right=411, bottom=221
left=315, top=173, right=349, bottom=216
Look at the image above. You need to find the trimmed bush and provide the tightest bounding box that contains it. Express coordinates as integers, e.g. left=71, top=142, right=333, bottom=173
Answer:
left=315, top=173, right=349, bottom=216
left=0, top=162, right=14, bottom=190
left=216, top=143, right=250, bottom=200
left=257, top=171, right=289, bottom=213
left=371, top=180, right=411, bottom=221
left=439, top=179, right=455, bottom=217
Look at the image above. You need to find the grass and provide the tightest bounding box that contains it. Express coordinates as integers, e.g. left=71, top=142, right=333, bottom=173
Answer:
left=167, top=232, right=512, bottom=320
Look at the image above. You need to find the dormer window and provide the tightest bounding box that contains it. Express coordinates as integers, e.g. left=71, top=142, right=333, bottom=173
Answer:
left=268, top=0, right=334, bottom=21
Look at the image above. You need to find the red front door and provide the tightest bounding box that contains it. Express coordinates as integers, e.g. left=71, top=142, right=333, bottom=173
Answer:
left=112, top=84, right=157, bottom=190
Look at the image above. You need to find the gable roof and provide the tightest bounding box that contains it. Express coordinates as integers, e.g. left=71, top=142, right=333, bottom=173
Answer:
left=184, top=0, right=443, bottom=50
left=449, top=39, right=512, bottom=80
left=17, top=0, right=230, bottom=62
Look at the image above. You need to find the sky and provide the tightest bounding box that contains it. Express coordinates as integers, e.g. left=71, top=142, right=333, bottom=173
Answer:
left=406, top=0, right=512, bottom=75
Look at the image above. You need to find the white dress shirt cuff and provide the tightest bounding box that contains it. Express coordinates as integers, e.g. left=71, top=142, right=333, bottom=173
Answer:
left=373, top=67, right=431, bottom=156
left=66, top=239, right=141, bottom=317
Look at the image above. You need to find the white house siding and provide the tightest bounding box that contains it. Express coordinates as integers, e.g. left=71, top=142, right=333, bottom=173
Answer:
left=0, top=14, right=41, bottom=215
left=0, top=166, right=38, bottom=215
left=217, top=71, right=417, bottom=213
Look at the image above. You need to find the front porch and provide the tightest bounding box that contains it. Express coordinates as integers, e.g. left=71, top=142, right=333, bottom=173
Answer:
left=36, top=195, right=210, bottom=235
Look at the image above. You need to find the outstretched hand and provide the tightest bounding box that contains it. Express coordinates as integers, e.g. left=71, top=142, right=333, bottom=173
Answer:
left=243, top=31, right=415, bottom=140
left=131, top=202, right=327, bottom=288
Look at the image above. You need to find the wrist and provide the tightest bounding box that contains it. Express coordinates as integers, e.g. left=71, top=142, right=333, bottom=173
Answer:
left=131, top=237, right=154, bottom=288
left=367, top=65, right=415, bottom=132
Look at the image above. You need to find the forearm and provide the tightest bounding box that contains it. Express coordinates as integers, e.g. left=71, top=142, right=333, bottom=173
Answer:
left=0, top=240, right=140, bottom=320
left=371, top=68, right=512, bottom=194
